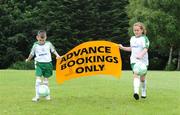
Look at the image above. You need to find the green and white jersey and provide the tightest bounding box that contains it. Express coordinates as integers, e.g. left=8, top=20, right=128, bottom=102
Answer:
left=130, top=35, right=150, bottom=66
left=30, top=41, right=56, bottom=62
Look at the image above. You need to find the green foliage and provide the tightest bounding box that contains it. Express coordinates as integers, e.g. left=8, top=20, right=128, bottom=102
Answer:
left=165, top=58, right=177, bottom=71
left=165, top=63, right=176, bottom=71
left=0, top=1, right=38, bottom=68
left=9, top=61, right=34, bottom=70
left=149, top=57, right=166, bottom=70
left=127, top=0, right=180, bottom=70
left=0, top=0, right=129, bottom=69
left=32, top=0, right=129, bottom=53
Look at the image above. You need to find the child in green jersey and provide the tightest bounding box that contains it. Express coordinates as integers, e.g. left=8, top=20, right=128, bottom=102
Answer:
left=119, top=22, right=150, bottom=100
left=26, top=30, right=60, bottom=102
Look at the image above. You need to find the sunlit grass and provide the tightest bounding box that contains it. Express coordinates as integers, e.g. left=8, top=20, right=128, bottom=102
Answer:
left=0, top=70, right=180, bottom=115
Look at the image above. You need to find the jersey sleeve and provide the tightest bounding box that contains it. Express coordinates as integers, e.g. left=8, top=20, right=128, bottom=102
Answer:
left=49, top=42, right=56, bottom=53
left=130, top=36, right=133, bottom=47
left=142, top=36, right=150, bottom=49
left=30, top=43, right=36, bottom=56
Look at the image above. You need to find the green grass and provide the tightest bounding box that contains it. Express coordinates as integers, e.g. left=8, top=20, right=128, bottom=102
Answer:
left=0, top=70, right=180, bottom=115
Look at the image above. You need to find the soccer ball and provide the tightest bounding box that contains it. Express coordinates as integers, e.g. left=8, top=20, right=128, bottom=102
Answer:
left=38, top=85, right=50, bottom=97
left=133, top=61, right=147, bottom=76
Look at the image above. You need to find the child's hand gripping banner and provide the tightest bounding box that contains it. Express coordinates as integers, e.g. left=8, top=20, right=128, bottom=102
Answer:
left=56, top=41, right=122, bottom=84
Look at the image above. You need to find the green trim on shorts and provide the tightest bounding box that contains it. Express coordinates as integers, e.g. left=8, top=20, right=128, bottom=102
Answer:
left=131, top=63, right=136, bottom=70
left=35, top=62, right=53, bottom=78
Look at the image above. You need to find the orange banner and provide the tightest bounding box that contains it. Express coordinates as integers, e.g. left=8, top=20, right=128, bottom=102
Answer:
left=56, top=41, right=122, bottom=84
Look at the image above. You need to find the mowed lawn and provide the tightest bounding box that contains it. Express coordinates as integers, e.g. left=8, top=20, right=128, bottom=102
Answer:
left=0, top=70, right=180, bottom=115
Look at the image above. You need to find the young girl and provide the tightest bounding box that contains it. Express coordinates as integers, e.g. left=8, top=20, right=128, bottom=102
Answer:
left=119, top=22, right=150, bottom=100
left=26, top=30, right=60, bottom=102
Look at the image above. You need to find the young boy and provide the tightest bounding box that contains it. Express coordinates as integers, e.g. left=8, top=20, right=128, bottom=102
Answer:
left=119, top=22, right=150, bottom=100
left=26, top=30, right=60, bottom=102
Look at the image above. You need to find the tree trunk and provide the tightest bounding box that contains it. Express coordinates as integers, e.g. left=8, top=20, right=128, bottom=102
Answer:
left=167, top=46, right=173, bottom=65
left=176, top=49, right=180, bottom=70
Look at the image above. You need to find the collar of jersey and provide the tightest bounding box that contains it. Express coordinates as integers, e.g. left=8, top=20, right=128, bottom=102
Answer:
left=38, top=42, right=45, bottom=45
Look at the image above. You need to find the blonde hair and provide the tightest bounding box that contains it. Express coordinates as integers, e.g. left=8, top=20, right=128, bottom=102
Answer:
left=133, top=22, right=147, bottom=35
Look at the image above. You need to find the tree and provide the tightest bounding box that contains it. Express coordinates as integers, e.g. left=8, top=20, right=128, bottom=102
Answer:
left=30, top=0, right=129, bottom=53
left=0, top=0, right=129, bottom=69
left=127, top=0, right=180, bottom=70
left=0, top=0, right=39, bottom=68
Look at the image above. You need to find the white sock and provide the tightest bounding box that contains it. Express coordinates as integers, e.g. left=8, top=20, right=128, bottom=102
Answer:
left=43, top=79, right=50, bottom=96
left=35, top=78, right=41, bottom=98
left=141, top=80, right=146, bottom=97
left=133, top=77, right=140, bottom=94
